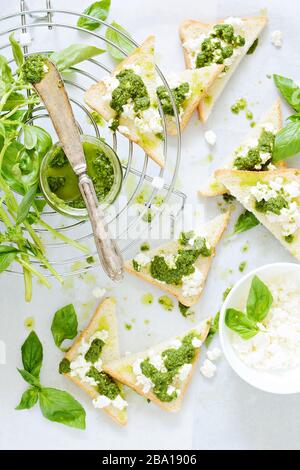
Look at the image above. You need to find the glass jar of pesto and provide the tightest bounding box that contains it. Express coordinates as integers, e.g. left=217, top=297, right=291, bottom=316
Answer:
left=40, top=135, right=123, bottom=218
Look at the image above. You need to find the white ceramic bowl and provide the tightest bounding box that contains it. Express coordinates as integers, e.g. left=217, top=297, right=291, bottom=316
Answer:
left=219, top=262, right=300, bottom=394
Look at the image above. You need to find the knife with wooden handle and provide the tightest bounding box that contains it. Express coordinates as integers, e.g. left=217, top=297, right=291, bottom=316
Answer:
left=34, top=60, right=124, bottom=281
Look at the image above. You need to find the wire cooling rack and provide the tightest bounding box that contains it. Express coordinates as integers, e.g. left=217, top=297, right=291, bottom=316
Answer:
left=0, top=0, right=186, bottom=277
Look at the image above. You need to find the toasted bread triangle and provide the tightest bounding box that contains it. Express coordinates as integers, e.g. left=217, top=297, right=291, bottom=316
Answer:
left=215, top=168, right=300, bottom=260
left=85, top=36, right=165, bottom=167
left=125, top=212, right=230, bottom=306
left=103, top=320, right=211, bottom=412
left=179, top=16, right=268, bottom=122
left=199, top=99, right=283, bottom=197
left=164, top=65, right=224, bottom=135
left=64, top=298, right=127, bottom=426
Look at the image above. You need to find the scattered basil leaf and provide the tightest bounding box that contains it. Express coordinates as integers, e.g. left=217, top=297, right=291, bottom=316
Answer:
left=105, top=21, right=135, bottom=62
left=16, top=387, right=39, bottom=410
left=0, top=55, right=13, bottom=88
left=273, top=120, right=300, bottom=161
left=9, top=33, right=24, bottom=67
left=50, top=44, right=105, bottom=72
left=233, top=210, right=260, bottom=235
left=51, top=304, right=78, bottom=349
left=21, top=331, right=43, bottom=378
left=17, top=369, right=41, bottom=388
left=2, top=92, right=26, bottom=111
left=273, top=74, right=300, bottom=112
left=39, top=388, right=86, bottom=430
left=205, top=311, right=220, bottom=347
left=16, top=184, right=38, bottom=225
left=77, top=0, right=111, bottom=31
left=247, top=38, right=258, bottom=55
left=246, top=275, right=273, bottom=322
left=225, top=308, right=259, bottom=340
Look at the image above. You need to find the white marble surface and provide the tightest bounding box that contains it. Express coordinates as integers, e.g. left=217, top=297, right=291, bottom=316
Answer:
left=1, top=0, right=300, bottom=450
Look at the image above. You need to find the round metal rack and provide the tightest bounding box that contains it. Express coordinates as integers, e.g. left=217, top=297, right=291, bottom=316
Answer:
left=0, top=0, right=186, bottom=277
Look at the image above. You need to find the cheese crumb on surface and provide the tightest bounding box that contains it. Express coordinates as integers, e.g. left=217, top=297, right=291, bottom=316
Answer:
left=151, top=176, right=165, bottom=190
left=200, top=359, right=217, bottom=378
left=207, top=347, right=222, bottom=361
left=271, top=30, right=283, bottom=48
left=134, top=253, right=150, bottom=267
left=204, top=130, right=217, bottom=146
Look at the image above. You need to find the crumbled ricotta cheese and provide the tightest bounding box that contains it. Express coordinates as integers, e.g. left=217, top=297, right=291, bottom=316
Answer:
left=149, top=352, right=165, bottom=371
left=118, top=125, right=130, bottom=135
left=204, top=130, right=217, bottom=146
left=200, top=359, right=217, bottom=378
left=167, top=385, right=176, bottom=396
left=135, top=107, right=163, bottom=135
left=102, top=76, right=120, bottom=103
left=134, top=253, right=150, bottom=267
left=112, top=395, right=128, bottom=411
left=162, top=254, right=177, bottom=269
left=92, top=287, right=106, bottom=299
left=224, top=17, right=244, bottom=27
left=93, top=394, right=111, bottom=409
left=232, top=281, right=300, bottom=370
left=182, top=268, right=203, bottom=298
left=178, top=363, right=192, bottom=381
left=271, top=30, right=283, bottom=48
left=263, top=122, right=276, bottom=133
left=168, top=339, right=182, bottom=350
left=207, top=347, right=222, bottom=361
left=192, top=337, right=202, bottom=348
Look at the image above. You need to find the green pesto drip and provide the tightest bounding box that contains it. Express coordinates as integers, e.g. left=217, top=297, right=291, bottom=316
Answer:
left=84, top=338, right=104, bottom=364
left=142, top=293, right=154, bottom=305
left=233, top=129, right=275, bottom=171
left=140, top=242, right=150, bottom=251
left=156, top=82, right=190, bottom=116
left=231, top=98, right=247, bottom=114
left=247, top=38, right=259, bottom=55
left=196, top=24, right=245, bottom=68
left=22, top=54, right=48, bottom=84
left=46, top=142, right=115, bottom=209
left=59, top=358, right=71, bottom=375
left=239, top=261, right=247, bottom=273
left=255, top=194, right=288, bottom=215
left=150, top=233, right=211, bottom=285
left=140, top=333, right=198, bottom=402
left=285, top=234, right=294, bottom=243
left=158, top=295, right=174, bottom=311
left=86, top=366, right=120, bottom=400
left=110, top=69, right=150, bottom=130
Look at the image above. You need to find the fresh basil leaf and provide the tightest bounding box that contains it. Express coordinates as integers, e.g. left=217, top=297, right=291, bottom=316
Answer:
left=106, top=22, right=135, bottom=62
left=39, top=388, right=86, bottom=430
left=205, top=311, right=220, bottom=347
left=51, top=304, right=78, bottom=349
left=9, top=33, right=24, bottom=67
left=50, top=44, right=105, bottom=72
left=17, top=369, right=41, bottom=388
left=273, top=74, right=300, bottom=112
left=246, top=275, right=273, bottom=322
left=273, top=120, right=300, bottom=161
left=233, top=210, right=260, bottom=235
left=225, top=308, right=259, bottom=340
left=0, top=121, right=5, bottom=137
left=0, top=55, right=13, bottom=87
left=77, top=0, right=111, bottom=31
left=24, top=125, right=38, bottom=150
left=16, top=387, right=39, bottom=410
left=21, top=331, right=43, bottom=378
left=0, top=250, right=17, bottom=273
left=0, top=245, right=20, bottom=254
left=287, top=114, right=300, bottom=122
left=16, top=184, right=38, bottom=225
left=3, top=92, right=26, bottom=111
left=247, top=38, right=258, bottom=55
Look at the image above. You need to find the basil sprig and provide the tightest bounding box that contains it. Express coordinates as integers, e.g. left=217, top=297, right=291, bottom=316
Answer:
left=225, top=276, right=273, bottom=340
left=273, top=74, right=300, bottom=161
left=77, top=0, right=111, bottom=31
left=51, top=304, right=78, bottom=349
left=16, top=331, right=86, bottom=430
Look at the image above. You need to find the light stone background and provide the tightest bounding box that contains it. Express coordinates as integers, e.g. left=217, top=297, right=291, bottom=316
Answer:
left=0, top=0, right=300, bottom=450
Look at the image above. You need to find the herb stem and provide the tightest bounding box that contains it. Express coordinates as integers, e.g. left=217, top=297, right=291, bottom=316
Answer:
left=38, top=218, right=89, bottom=254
